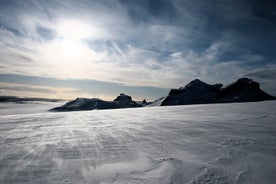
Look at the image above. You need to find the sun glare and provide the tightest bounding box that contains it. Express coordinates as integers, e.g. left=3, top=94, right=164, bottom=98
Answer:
left=58, top=39, right=87, bottom=58
left=57, top=20, right=92, bottom=40
left=52, top=20, right=95, bottom=59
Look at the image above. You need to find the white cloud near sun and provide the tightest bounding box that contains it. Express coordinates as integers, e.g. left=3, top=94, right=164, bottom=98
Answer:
left=0, top=0, right=275, bottom=96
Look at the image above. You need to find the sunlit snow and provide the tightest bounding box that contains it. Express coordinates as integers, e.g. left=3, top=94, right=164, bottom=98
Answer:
left=0, top=101, right=275, bottom=183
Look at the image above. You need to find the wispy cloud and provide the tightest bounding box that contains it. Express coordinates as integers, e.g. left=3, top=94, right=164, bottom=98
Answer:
left=0, top=82, right=80, bottom=99
left=0, top=0, right=275, bottom=98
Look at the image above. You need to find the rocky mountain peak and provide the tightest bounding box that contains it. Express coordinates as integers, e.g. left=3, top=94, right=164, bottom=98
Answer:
left=113, top=93, right=133, bottom=104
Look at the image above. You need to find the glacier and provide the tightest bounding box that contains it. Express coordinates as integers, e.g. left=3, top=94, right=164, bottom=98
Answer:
left=0, top=101, right=276, bottom=183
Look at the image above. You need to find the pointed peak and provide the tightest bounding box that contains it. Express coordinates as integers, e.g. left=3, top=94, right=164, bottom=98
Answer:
left=193, top=78, right=202, bottom=82
left=113, top=93, right=132, bottom=102
left=186, top=79, right=209, bottom=88
left=190, top=79, right=206, bottom=84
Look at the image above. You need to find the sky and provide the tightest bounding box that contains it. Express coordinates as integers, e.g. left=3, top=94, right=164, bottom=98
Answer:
left=0, top=0, right=275, bottom=101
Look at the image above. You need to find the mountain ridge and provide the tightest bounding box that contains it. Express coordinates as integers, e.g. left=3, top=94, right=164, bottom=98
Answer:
left=50, top=78, right=276, bottom=111
left=50, top=93, right=143, bottom=111
left=161, top=78, right=275, bottom=106
left=0, top=96, right=63, bottom=103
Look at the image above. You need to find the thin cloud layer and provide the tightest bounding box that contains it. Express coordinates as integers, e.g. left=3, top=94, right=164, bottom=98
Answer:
left=0, top=0, right=275, bottom=98
left=0, top=82, right=81, bottom=99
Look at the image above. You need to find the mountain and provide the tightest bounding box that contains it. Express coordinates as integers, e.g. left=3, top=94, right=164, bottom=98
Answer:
left=50, top=78, right=275, bottom=111
left=161, top=78, right=275, bottom=106
left=161, top=79, right=223, bottom=106
left=50, top=93, right=142, bottom=111
left=216, top=78, right=275, bottom=102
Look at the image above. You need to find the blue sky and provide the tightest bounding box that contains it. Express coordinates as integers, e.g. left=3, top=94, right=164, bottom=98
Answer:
left=0, top=0, right=275, bottom=100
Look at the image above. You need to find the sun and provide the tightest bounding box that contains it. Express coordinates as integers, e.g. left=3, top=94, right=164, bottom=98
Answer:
left=40, top=19, right=107, bottom=74
left=53, top=20, right=94, bottom=59
left=56, top=38, right=87, bottom=59
left=57, top=20, right=92, bottom=40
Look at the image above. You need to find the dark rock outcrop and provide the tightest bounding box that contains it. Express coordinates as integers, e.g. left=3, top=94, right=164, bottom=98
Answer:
left=161, top=79, right=223, bottom=106
left=160, top=78, right=275, bottom=106
left=51, top=94, right=142, bottom=111
left=216, top=78, right=275, bottom=102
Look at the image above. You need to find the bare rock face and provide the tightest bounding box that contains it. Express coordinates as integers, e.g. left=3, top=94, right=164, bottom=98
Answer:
left=51, top=94, right=141, bottom=111
left=113, top=93, right=133, bottom=104
left=161, top=79, right=223, bottom=106
left=113, top=93, right=141, bottom=107
left=215, top=78, right=275, bottom=103
left=161, top=78, right=275, bottom=106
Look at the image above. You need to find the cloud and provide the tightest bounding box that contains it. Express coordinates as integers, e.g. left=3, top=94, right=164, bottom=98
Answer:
left=0, top=0, right=275, bottom=97
left=246, top=66, right=276, bottom=80
left=0, top=82, right=80, bottom=99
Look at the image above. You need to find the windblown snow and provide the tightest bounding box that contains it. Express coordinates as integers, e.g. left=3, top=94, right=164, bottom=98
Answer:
left=0, top=101, right=276, bottom=183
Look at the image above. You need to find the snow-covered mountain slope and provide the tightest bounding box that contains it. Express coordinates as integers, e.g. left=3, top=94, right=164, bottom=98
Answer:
left=146, top=96, right=166, bottom=107
left=161, top=78, right=275, bottom=106
left=51, top=93, right=142, bottom=111
left=0, top=101, right=276, bottom=184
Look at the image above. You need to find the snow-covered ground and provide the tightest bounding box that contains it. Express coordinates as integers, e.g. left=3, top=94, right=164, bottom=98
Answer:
left=0, top=101, right=275, bottom=184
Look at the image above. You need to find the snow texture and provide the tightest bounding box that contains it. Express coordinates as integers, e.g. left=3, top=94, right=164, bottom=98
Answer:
left=0, top=101, right=276, bottom=184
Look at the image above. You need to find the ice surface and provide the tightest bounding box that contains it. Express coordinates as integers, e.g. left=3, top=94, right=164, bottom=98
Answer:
left=0, top=101, right=276, bottom=183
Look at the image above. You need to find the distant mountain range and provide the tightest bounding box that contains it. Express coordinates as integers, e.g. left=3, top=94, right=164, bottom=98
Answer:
left=51, top=93, right=145, bottom=111
left=50, top=78, right=275, bottom=111
left=0, top=96, right=62, bottom=103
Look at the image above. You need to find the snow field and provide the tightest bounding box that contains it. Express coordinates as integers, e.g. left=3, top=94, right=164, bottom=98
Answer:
left=0, top=101, right=275, bottom=183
